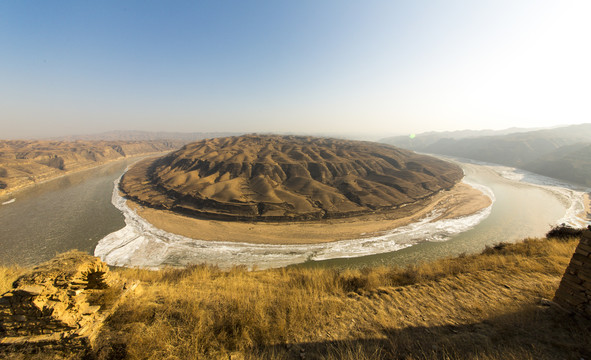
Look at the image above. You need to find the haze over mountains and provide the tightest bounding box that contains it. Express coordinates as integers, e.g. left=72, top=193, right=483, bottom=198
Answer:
left=5, top=122, right=590, bottom=197
left=381, top=123, right=591, bottom=186
left=50, top=130, right=386, bottom=143
left=52, top=130, right=242, bottom=142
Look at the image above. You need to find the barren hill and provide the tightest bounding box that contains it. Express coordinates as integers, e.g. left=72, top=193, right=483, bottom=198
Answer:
left=0, top=140, right=181, bottom=196
left=381, top=124, right=591, bottom=167
left=121, top=135, right=463, bottom=221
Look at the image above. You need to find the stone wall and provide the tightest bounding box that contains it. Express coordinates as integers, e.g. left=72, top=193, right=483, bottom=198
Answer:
left=554, top=229, right=591, bottom=317
left=0, top=251, right=133, bottom=355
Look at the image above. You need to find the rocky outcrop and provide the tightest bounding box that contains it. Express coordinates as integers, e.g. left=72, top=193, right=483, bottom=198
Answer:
left=0, top=251, right=135, bottom=355
left=554, top=229, right=591, bottom=317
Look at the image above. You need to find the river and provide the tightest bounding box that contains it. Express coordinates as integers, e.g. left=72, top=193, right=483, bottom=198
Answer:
left=305, top=159, right=589, bottom=268
left=0, top=157, right=588, bottom=268
left=0, top=160, right=133, bottom=266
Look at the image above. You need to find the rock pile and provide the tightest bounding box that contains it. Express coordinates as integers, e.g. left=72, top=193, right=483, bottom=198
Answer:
left=0, top=251, right=127, bottom=353
left=554, top=229, right=591, bottom=317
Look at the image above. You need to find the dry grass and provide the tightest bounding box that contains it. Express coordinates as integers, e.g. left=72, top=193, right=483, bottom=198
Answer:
left=2, top=236, right=589, bottom=359
left=91, top=236, right=590, bottom=360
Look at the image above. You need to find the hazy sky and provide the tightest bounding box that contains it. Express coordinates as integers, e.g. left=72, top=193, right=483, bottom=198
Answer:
left=1, top=0, right=590, bottom=139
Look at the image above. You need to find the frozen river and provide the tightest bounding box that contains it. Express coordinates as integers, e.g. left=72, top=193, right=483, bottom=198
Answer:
left=0, top=156, right=588, bottom=268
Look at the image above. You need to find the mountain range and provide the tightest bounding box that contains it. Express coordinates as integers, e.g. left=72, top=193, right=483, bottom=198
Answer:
left=381, top=123, right=591, bottom=187
left=51, top=130, right=242, bottom=142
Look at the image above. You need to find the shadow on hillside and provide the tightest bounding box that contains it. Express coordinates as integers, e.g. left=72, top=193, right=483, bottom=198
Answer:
left=247, top=307, right=591, bottom=360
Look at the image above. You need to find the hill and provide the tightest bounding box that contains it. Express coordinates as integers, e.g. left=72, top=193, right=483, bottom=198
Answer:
left=522, top=143, right=591, bottom=186
left=0, top=140, right=182, bottom=196
left=120, top=135, right=464, bottom=221
left=380, top=127, right=541, bottom=151
left=381, top=124, right=591, bottom=186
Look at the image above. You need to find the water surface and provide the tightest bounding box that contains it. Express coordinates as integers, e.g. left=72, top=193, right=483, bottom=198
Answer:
left=0, top=157, right=587, bottom=268
left=0, top=159, right=137, bottom=266
left=303, top=160, right=588, bottom=268
left=95, top=159, right=588, bottom=269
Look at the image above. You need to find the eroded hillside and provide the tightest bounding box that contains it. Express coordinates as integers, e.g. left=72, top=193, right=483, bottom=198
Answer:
left=121, top=135, right=464, bottom=221
left=0, top=140, right=183, bottom=196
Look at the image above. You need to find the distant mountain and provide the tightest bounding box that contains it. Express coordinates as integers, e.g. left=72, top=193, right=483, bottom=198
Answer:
left=380, top=127, right=544, bottom=151
left=523, top=143, right=591, bottom=186
left=380, top=123, right=591, bottom=187
left=52, top=130, right=243, bottom=142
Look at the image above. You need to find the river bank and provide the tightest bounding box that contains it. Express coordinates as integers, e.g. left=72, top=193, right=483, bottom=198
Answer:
left=127, top=182, right=491, bottom=245
left=94, top=162, right=496, bottom=268
left=0, top=156, right=162, bottom=266
left=95, top=157, right=591, bottom=269
left=0, top=154, right=586, bottom=269
left=0, top=151, right=162, bottom=200
left=0, top=139, right=177, bottom=200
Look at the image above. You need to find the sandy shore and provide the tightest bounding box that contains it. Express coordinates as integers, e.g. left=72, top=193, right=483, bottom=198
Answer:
left=127, top=182, right=492, bottom=245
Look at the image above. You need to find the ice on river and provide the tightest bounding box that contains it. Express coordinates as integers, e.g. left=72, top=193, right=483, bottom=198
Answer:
left=492, top=165, right=589, bottom=227
left=95, top=176, right=495, bottom=269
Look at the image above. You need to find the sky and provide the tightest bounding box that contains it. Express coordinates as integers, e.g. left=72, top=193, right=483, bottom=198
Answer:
left=1, top=0, right=590, bottom=139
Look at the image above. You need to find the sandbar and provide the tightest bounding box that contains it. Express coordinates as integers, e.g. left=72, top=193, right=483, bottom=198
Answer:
left=126, top=182, right=492, bottom=245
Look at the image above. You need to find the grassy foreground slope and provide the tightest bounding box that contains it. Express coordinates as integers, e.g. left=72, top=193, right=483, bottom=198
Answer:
left=2, top=237, right=590, bottom=359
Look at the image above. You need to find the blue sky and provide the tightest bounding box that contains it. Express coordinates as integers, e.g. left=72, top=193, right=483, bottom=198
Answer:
left=1, top=1, right=590, bottom=139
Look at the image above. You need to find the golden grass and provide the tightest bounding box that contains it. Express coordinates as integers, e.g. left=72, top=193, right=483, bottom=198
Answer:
left=2, top=237, right=589, bottom=359
left=90, top=236, right=590, bottom=360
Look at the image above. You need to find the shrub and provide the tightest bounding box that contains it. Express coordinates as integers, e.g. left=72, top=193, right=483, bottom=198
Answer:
left=482, top=242, right=509, bottom=254
left=545, top=224, right=585, bottom=240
